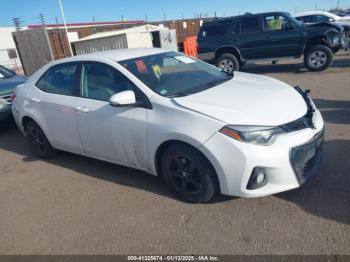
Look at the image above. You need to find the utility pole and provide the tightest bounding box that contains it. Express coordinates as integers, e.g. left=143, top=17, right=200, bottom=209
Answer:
left=145, top=14, right=148, bottom=23
left=12, top=17, right=23, bottom=30
left=92, top=16, right=96, bottom=34
left=38, top=13, right=45, bottom=27
left=55, top=17, right=66, bottom=58
left=163, top=13, right=166, bottom=22
left=57, top=0, right=73, bottom=56
left=337, top=0, right=340, bottom=9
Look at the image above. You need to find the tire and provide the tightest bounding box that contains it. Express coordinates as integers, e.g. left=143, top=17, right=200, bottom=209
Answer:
left=25, top=121, right=57, bottom=159
left=215, top=53, right=240, bottom=73
left=304, top=45, right=333, bottom=71
left=160, top=144, right=219, bottom=203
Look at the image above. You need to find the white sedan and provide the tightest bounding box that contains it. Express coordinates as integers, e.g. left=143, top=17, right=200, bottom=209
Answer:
left=12, top=48, right=324, bottom=203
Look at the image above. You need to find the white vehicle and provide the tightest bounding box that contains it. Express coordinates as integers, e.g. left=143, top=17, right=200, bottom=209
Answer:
left=294, top=11, right=350, bottom=24
left=294, top=11, right=350, bottom=49
left=12, top=48, right=324, bottom=203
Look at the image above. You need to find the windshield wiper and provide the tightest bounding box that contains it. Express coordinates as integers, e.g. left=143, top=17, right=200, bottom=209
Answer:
left=207, top=76, right=233, bottom=86
left=168, top=76, right=233, bottom=98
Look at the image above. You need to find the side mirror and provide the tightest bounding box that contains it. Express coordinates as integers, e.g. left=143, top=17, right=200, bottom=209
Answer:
left=328, top=18, right=335, bottom=22
left=109, top=90, right=136, bottom=106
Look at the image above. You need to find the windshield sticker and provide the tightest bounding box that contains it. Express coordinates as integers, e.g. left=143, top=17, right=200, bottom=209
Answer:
left=136, top=60, right=148, bottom=73
left=174, top=56, right=196, bottom=64
left=160, top=89, right=168, bottom=95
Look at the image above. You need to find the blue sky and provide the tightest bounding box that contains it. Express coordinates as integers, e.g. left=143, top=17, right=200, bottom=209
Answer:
left=1, top=0, right=350, bottom=26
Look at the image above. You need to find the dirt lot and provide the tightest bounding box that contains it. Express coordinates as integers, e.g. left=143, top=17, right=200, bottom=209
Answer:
left=0, top=52, right=349, bottom=255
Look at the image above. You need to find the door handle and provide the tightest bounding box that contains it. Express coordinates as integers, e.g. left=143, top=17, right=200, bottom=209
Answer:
left=75, top=106, right=91, bottom=113
left=31, top=98, right=41, bottom=103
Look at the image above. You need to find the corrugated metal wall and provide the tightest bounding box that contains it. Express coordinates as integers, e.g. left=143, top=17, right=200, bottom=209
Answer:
left=74, top=34, right=128, bottom=55
left=126, top=32, right=153, bottom=48
left=159, top=29, right=178, bottom=52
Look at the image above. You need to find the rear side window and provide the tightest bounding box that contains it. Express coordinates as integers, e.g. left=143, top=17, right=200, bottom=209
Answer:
left=202, top=21, right=231, bottom=37
left=241, top=16, right=260, bottom=33
left=36, top=63, right=80, bottom=96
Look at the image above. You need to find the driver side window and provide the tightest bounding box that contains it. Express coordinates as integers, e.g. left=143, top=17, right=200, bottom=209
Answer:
left=81, top=62, right=136, bottom=101
left=264, top=15, right=287, bottom=31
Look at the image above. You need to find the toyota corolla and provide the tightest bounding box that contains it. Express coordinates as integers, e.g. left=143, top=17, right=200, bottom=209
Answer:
left=12, top=48, right=324, bottom=203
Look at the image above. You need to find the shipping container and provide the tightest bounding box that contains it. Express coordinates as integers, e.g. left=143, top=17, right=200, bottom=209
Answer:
left=72, top=24, right=178, bottom=55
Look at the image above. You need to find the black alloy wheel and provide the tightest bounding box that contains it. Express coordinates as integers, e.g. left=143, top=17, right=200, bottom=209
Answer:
left=161, top=144, right=218, bottom=203
left=25, top=121, right=57, bottom=158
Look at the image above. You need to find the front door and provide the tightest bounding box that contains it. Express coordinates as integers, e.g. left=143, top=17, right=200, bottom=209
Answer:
left=261, top=14, right=303, bottom=57
left=76, top=62, right=149, bottom=170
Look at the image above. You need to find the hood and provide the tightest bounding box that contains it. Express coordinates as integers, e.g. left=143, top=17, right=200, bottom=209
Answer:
left=173, top=72, right=307, bottom=126
left=0, top=75, right=27, bottom=94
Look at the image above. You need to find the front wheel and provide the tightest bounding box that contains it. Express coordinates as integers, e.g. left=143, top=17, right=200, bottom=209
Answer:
left=160, top=144, right=219, bottom=203
left=216, top=53, right=240, bottom=73
left=304, top=45, right=333, bottom=71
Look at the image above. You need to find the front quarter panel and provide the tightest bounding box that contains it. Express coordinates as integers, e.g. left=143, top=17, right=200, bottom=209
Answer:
left=146, top=95, right=225, bottom=175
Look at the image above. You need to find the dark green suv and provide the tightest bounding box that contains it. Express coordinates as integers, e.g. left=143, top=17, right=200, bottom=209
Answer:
left=197, top=12, right=345, bottom=72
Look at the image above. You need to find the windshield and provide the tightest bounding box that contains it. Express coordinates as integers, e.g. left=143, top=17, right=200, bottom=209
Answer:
left=0, top=65, right=16, bottom=78
left=119, top=52, right=232, bottom=97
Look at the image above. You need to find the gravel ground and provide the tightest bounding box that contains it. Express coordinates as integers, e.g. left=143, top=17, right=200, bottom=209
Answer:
left=0, top=52, right=349, bottom=255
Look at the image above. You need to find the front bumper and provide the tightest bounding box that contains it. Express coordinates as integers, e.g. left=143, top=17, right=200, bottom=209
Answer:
left=199, top=109, right=324, bottom=197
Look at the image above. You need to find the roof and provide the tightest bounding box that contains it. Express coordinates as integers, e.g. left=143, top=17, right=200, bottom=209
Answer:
left=72, top=24, right=163, bottom=43
left=294, top=11, right=341, bottom=20
left=204, top=11, right=290, bottom=23
left=27, top=20, right=144, bottom=29
left=50, top=48, right=170, bottom=64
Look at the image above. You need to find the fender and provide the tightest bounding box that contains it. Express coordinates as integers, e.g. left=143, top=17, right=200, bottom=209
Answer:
left=214, top=45, right=245, bottom=62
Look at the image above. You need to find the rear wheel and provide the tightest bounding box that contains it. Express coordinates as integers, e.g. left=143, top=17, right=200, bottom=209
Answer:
left=160, top=144, right=219, bottom=203
left=216, top=53, right=240, bottom=73
left=25, top=121, right=57, bottom=159
left=304, top=45, right=333, bottom=71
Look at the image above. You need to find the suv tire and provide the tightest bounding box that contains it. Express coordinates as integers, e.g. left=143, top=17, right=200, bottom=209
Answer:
left=216, top=53, right=240, bottom=73
left=304, top=45, right=333, bottom=71
left=160, top=144, right=219, bottom=203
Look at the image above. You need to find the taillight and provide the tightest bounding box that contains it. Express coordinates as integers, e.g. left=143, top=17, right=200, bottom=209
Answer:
left=11, top=93, right=16, bottom=101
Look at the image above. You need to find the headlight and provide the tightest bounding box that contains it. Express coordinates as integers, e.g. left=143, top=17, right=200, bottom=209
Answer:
left=219, top=125, right=286, bottom=146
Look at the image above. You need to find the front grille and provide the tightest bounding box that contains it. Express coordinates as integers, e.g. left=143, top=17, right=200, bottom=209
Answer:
left=290, top=129, right=324, bottom=184
left=0, top=92, right=13, bottom=105
left=280, top=114, right=314, bottom=132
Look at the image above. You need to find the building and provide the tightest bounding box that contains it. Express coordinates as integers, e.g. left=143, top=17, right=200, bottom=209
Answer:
left=0, top=27, right=23, bottom=72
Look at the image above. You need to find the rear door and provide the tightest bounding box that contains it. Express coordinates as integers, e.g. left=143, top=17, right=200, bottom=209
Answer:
left=31, top=62, right=85, bottom=154
left=237, top=15, right=268, bottom=59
